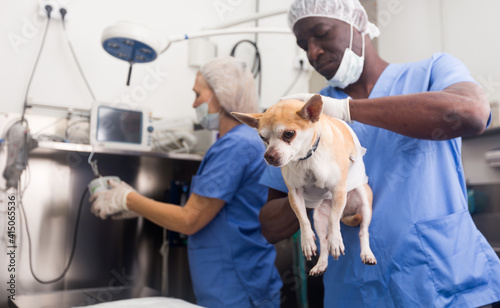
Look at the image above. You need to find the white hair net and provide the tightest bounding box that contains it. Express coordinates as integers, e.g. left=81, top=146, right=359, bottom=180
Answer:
left=288, top=0, right=380, bottom=39
left=199, top=56, right=259, bottom=114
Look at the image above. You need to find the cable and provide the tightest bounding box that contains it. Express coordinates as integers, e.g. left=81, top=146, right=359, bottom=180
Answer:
left=230, top=40, right=262, bottom=79
left=152, top=130, right=192, bottom=153
left=64, top=118, right=89, bottom=142
left=282, top=60, right=305, bottom=97
left=45, top=5, right=53, bottom=19
left=19, top=164, right=31, bottom=199
left=59, top=8, right=67, bottom=21
left=60, top=8, right=96, bottom=102
left=19, top=185, right=89, bottom=284
left=31, top=117, right=66, bottom=139
left=254, top=0, right=262, bottom=100
left=230, top=40, right=262, bottom=99
left=21, top=6, right=52, bottom=123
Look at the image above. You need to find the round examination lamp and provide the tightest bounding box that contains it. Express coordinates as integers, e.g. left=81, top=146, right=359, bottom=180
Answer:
left=101, top=17, right=290, bottom=86
left=101, top=21, right=161, bottom=85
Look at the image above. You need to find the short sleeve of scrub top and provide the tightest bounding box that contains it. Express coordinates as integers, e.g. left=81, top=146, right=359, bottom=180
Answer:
left=191, top=129, right=258, bottom=202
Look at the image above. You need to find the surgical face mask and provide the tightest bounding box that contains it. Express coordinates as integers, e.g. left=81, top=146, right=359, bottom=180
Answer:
left=327, top=23, right=365, bottom=89
left=195, top=95, right=220, bottom=130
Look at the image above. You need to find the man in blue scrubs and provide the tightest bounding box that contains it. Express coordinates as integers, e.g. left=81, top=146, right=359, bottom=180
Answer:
left=259, top=0, right=500, bottom=307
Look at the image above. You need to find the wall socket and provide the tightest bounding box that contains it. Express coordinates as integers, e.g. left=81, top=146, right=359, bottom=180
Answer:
left=293, top=52, right=309, bottom=71
left=38, top=0, right=68, bottom=20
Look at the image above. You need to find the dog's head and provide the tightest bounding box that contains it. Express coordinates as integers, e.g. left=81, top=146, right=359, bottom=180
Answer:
left=232, top=94, right=323, bottom=167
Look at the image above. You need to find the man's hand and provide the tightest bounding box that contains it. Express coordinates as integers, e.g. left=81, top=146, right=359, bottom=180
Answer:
left=282, top=93, right=351, bottom=123
left=259, top=188, right=300, bottom=244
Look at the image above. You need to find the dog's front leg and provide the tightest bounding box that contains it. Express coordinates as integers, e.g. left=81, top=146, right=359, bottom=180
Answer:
left=329, top=184, right=347, bottom=260
left=288, top=188, right=316, bottom=260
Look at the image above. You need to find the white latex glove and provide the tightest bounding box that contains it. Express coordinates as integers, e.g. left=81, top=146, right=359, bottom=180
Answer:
left=90, top=180, right=136, bottom=219
left=281, top=93, right=352, bottom=123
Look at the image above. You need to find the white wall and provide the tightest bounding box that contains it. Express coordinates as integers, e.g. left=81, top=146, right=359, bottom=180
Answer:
left=0, top=0, right=308, bottom=128
left=377, top=0, right=500, bottom=103
left=377, top=0, right=442, bottom=62
left=441, top=0, right=500, bottom=104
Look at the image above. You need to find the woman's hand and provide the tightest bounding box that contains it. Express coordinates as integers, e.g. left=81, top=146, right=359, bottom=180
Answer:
left=90, top=180, right=136, bottom=219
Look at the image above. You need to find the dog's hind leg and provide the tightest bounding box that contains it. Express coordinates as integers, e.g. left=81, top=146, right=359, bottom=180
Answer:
left=356, top=184, right=377, bottom=265
left=309, top=201, right=330, bottom=276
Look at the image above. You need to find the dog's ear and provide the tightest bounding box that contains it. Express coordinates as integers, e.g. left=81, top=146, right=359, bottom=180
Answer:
left=231, top=112, right=262, bottom=129
left=297, top=94, right=323, bottom=123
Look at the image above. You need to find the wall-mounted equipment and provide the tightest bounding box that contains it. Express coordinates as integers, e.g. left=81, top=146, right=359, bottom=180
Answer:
left=2, top=121, right=38, bottom=189
left=90, top=102, right=154, bottom=152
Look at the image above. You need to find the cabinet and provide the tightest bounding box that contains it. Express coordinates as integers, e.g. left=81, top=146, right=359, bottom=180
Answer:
left=2, top=142, right=201, bottom=308
left=462, top=129, right=500, bottom=258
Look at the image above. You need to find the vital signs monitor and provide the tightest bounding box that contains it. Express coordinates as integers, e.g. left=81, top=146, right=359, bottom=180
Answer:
left=90, top=102, right=154, bottom=151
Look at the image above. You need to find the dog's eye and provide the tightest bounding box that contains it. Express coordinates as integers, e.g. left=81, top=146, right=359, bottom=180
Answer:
left=283, top=131, right=295, bottom=139
left=259, top=135, right=268, bottom=143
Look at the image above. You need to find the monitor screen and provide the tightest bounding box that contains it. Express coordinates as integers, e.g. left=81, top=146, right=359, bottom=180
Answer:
left=96, top=106, right=143, bottom=144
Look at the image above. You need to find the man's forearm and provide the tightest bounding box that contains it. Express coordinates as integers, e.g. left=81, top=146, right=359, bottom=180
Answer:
left=259, top=190, right=300, bottom=244
left=350, top=82, right=490, bottom=140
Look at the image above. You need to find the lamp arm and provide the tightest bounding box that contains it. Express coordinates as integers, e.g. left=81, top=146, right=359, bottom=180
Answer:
left=160, top=27, right=290, bottom=55
left=204, top=8, right=288, bottom=30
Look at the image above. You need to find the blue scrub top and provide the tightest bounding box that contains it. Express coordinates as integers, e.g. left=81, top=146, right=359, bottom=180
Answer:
left=189, top=124, right=282, bottom=308
left=259, top=53, right=500, bottom=307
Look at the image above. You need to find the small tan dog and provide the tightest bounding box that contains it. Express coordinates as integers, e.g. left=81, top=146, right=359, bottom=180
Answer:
left=232, top=94, right=376, bottom=276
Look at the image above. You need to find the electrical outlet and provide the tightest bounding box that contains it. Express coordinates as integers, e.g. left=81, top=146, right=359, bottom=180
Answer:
left=293, top=53, right=309, bottom=71
left=38, top=0, right=68, bottom=20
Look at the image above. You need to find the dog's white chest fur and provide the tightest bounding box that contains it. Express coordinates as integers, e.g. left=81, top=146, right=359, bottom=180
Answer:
left=282, top=155, right=339, bottom=207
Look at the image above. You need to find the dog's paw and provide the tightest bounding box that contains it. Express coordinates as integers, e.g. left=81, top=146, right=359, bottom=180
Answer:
left=309, top=257, right=328, bottom=276
left=328, top=236, right=345, bottom=260
left=361, top=252, right=377, bottom=265
left=301, top=230, right=317, bottom=261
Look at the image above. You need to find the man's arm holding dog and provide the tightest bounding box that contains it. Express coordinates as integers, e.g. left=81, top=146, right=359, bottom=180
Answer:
left=287, top=82, right=489, bottom=140
left=350, top=82, right=490, bottom=140
left=259, top=188, right=300, bottom=244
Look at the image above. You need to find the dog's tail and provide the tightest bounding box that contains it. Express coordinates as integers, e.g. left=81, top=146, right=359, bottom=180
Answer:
left=341, top=214, right=362, bottom=227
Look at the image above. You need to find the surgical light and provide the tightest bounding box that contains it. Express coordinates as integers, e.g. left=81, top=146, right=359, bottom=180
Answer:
left=102, top=21, right=161, bottom=85
left=101, top=9, right=290, bottom=85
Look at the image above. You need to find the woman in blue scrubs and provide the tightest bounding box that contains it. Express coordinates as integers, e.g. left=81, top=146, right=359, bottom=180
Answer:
left=259, top=0, right=500, bottom=307
left=90, top=56, right=282, bottom=307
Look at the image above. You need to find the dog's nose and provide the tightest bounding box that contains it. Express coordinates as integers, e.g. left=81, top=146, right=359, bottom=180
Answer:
left=264, top=151, right=279, bottom=166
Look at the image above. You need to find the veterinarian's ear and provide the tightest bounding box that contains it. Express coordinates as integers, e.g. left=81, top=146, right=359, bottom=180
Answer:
left=297, top=94, right=323, bottom=123
left=231, top=112, right=262, bottom=128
